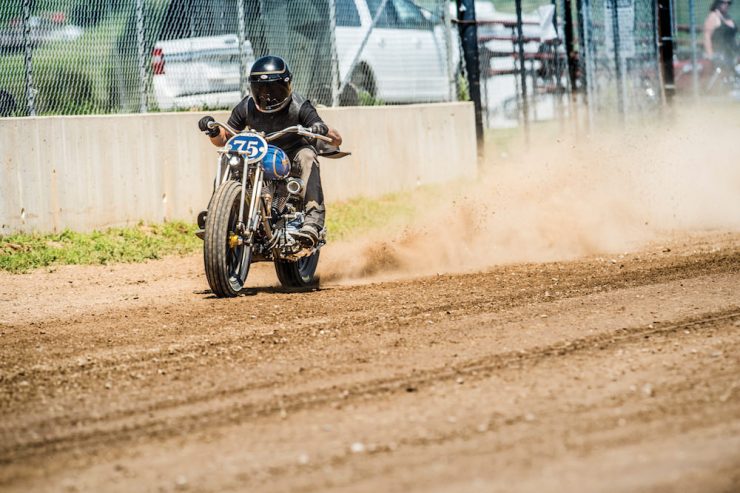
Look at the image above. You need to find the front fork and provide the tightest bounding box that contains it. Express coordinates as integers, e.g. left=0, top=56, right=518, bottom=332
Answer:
left=238, top=164, right=274, bottom=248
left=237, top=164, right=261, bottom=242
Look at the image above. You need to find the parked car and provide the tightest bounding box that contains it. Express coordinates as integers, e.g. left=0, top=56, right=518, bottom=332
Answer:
left=0, top=13, right=82, bottom=53
left=151, top=0, right=457, bottom=110
left=151, top=34, right=247, bottom=111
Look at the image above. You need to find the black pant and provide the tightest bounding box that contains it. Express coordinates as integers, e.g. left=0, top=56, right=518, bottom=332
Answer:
left=290, top=146, right=325, bottom=231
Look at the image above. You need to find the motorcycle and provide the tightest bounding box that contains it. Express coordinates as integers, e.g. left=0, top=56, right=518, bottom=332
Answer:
left=196, top=120, right=348, bottom=297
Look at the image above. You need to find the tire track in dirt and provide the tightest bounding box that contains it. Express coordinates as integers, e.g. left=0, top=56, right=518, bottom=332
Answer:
left=1, top=236, right=739, bottom=490
left=234, top=317, right=740, bottom=493
left=2, top=307, right=738, bottom=469
left=2, top=248, right=738, bottom=387
left=246, top=375, right=740, bottom=493
left=2, top=248, right=737, bottom=445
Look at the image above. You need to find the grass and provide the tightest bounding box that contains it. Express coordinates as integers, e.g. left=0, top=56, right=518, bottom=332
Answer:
left=0, top=221, right=201, bottom=273
left=326, top=192, right=421, bottom=241
left=0, top=190, right=433, bottom=274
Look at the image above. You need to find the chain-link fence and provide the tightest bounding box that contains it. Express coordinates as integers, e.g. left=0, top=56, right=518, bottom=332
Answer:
left=4, top=0, right=719, bottom=121
left=475, top=0, right=569, bottom=128
left=578, top=0, right=662, bottom=120
left=0, top=0, right=461, bottom=117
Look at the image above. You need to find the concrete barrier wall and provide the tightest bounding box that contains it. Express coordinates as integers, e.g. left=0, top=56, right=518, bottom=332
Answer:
left=0, top=102, right=475, bottom=234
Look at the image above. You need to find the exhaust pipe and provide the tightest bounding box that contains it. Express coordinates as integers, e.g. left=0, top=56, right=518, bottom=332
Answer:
left=286, top=178, right=304, bottom=195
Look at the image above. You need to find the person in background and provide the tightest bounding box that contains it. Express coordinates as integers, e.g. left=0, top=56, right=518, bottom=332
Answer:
left=704, top=0, right=737, bottom=64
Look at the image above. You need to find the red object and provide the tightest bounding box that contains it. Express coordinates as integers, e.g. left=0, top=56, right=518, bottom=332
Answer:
left=672, top=58, right=712, bottom=92
left=151, top=48, right=165, bottom=75
left=51, top=11, right=66, bottom=23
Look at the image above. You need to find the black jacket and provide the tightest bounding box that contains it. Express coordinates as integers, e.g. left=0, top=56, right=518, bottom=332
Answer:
left=227, top=93, right=327, bottom=157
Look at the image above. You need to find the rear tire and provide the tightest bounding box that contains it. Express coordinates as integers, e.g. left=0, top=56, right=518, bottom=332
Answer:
left=274, top=251, right=320, bottom=289
left=204, top=180, right=252, bottom=297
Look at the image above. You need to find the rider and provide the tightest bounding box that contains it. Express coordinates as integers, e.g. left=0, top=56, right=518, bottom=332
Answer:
left=198, top=55, right=342, bottom=248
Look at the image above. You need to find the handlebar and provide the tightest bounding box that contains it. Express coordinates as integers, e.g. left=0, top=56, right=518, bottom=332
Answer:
left=266, top=125, right=333, bottom=143
left=207, top=121, right=332, bottom=143
left=207, top=120, right=239, bottom=137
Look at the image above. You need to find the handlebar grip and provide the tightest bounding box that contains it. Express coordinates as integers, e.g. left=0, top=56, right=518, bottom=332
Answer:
left=295, top=125, right=332, bottom=143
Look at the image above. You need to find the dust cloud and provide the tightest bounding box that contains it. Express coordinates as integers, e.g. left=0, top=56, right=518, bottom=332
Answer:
left=319, top=106, right=740, bottom=283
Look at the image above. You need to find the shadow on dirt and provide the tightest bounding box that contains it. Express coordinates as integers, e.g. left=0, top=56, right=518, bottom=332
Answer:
left=195, top=284, right=325, bottom=298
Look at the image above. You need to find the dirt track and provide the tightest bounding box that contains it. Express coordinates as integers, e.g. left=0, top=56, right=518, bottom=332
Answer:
left=1, top=230, right=739, bottom=492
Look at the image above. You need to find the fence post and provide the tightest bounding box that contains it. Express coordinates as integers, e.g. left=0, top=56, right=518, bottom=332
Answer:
left=514, top=0, right=529, bottom=140
left=22, top=0, right=36, bottom=116
left=657, top=0, right=675, bottom=102
left=563, top=0, right=578, bottom=99
left=329, top=0, right=340, bottom=107
left=688, top=0, right=699, bottom=98
left=550, top=0, right=565, bottom=120
left=237, top=0, right=248, bottom=97
left=607, top=0, right=625, bottom=117
left=136, top=0, right=147, bottom=113
left=581, top=0, right=595, bottom=127
left=455, top=0, right=483, bottom=152
left=442, top=0, right=456, bottom=101
left=576, top=0, right=587, bottom=97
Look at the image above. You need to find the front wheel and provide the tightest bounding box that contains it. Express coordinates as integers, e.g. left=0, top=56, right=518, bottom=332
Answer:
left=274, top=250, right=320, bottom=289
left=204, top=180, right=252, bottom=297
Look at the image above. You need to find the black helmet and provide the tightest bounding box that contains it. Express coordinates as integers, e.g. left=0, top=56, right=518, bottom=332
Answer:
left=248, top=55, right=292, bottom=113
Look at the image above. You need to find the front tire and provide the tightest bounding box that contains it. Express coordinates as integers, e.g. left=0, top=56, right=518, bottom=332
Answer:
left=204, top=180, right=252, bottom=297
left=274, top=251, right=320, bottom=288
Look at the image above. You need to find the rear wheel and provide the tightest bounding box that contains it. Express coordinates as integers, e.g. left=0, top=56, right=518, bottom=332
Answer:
left=274, top=251, right=320, bottom=289
left=203, top=180, right=252, bottom=297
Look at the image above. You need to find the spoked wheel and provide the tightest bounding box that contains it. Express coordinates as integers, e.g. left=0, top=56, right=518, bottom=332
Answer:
left=274, top=250, right=320, bottom=289
left=204, top=180, right=252, bottom=297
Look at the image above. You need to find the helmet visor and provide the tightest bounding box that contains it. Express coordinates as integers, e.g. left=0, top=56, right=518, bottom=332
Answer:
left=250, top=80, right=291, bottom=113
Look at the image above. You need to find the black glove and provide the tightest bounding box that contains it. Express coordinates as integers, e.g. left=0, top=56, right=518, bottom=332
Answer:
left=198, top=116, right=219, bottom=138
left=310, top=122, right=328, bottom=136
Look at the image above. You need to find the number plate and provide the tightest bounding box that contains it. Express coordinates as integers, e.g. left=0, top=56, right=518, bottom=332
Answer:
left=227, top=132, right=268, bottom=163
